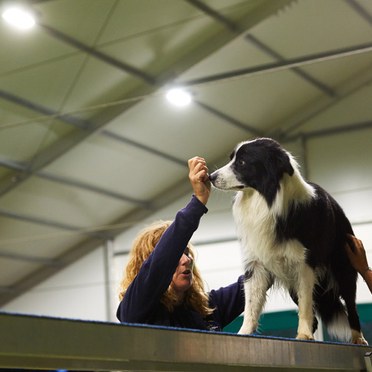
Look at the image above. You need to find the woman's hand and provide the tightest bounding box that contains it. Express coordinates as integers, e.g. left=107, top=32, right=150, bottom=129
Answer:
left=188, top=156, right=211, bottom=205
left=345, top=234, right=369, bottom=276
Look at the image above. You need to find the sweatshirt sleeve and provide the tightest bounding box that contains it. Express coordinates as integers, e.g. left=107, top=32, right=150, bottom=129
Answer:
left=209, top=275, right=245, bottom=328
left=117, top=196, right=208, bottom=323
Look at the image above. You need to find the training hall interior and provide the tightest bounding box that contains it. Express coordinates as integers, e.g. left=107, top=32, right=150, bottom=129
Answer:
left=1, top=0, right=372, bottom=370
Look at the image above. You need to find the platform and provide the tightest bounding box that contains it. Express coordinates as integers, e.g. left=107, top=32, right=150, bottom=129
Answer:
left=0, top=312, right=371, bottom=371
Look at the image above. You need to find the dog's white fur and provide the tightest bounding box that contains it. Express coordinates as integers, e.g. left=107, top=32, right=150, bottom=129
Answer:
left=229, top=148, right=316, bottom=339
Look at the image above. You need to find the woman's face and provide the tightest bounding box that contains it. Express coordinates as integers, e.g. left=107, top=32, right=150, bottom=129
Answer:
left=171, top=248, right=194, bottom=298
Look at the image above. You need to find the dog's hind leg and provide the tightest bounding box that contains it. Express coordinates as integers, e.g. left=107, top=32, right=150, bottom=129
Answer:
left=339, top=275, right=368, bottom=344
left=296, top=264, right=316, bottom=340
left=331, top=254, right=368, bottom=345
left=238, top=261, right=273, bottom=335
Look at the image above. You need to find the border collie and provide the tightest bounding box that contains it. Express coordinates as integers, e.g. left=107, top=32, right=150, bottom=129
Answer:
left=209, top=137, right=367, bottom=344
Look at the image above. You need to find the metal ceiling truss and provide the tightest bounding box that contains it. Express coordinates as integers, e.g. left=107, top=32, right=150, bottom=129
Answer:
left=0, top=207, right=112, bottom=241
left=345, top=0, right=372, bottom=26
left=244, top=34, right=336, bottom=97
left=181, top=41, right=372, bottom=87
left=39, top=23, right=156, bottom=85
left=276, top=61, right=372, bottom=140
left=187, top=0, right=335, bottom=97
left=0, top=250, right=60, bottom=266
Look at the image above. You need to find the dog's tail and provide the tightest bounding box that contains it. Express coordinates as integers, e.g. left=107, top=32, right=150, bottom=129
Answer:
left=314, top=287, right=351, bottom=342
left=325, top=311, right=352, bottom=341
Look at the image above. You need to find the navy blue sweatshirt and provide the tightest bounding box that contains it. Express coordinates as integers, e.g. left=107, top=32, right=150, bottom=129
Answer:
left=116, top=195, right=245, bottom=331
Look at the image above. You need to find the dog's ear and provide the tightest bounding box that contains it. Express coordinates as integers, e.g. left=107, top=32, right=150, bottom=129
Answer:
left=284, top=157, right=294, bottom=176
left=266, top=138, right=294, bottom=177
left=279, top=153, right=294, bottom=176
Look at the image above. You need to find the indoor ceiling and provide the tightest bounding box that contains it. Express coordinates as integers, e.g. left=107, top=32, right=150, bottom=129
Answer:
left=1, top=0, right=372, bottom=307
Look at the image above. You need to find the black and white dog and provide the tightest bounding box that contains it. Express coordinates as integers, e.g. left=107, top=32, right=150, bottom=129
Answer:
left=209, top=137, right=367, bottom=344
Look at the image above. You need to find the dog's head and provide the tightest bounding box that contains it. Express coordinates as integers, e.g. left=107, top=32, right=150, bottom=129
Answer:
left=209, top=138, right=294, bottom=205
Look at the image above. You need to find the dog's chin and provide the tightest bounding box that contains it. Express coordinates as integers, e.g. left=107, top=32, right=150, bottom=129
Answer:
left=231, top=185, right=245, bottom=191
left=212, top=183, right=245, bottom=191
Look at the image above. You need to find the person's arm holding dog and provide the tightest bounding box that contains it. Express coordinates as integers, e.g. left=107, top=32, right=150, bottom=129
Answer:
left=345, top=235, right=372, bottom=293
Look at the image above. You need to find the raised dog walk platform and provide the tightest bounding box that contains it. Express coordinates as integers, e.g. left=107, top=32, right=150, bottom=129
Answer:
left=0, top=312, right=371, bottom=371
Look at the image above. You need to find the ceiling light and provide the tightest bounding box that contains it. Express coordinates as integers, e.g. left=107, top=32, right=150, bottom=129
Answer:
left=2, top=6, right=36, bottom=30
left=166, top=88, right=192, bottom=107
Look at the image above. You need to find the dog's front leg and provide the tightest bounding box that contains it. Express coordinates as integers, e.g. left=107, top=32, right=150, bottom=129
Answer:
left=238, top=262, right=272, bottom=335
left=296, top=264, right=315, bottom=340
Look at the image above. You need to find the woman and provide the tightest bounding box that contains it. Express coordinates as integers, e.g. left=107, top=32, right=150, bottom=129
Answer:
left=117, top=156, right=245, bottom=331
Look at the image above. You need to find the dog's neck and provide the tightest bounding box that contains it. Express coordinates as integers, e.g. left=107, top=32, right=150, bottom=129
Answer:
left=233, top=168, right=315, bottom=219
left=272, top=169, right=316, bottom=217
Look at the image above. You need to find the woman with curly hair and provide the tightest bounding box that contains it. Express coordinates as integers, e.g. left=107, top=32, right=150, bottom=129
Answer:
left=116, top=156, right=245, bottom=331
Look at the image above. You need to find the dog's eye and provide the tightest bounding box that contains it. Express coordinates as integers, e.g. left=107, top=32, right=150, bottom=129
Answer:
left=237, top=159, right=245, bottom=167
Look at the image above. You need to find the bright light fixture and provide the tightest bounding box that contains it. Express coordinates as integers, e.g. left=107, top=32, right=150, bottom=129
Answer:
left=166, top=88, right=192, bottom=107
left=2, top=6, right=36, bottom=30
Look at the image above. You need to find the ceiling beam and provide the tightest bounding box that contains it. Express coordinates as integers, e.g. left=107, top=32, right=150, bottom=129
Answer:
left=185, top=0, right=334, bottom=96
left=0, top=250, right=60, bottom=266
left=100, top=130, right=186, bottom=166
left=273, top=62, right=372, bottom=139
left=0, top=156, right=152, bottom=207
left=185, top=0, right=239, bottom=33
left=0, top=207, right=112, bottom=241
left=0, top=89, right=89, bottom=129
left=194, top=100, right=264, bottom=136
left=244, top=34, right=336, bottom=97
left=345, top=0, right=372, bottom=26
left=39, top=24, right=156, bottom=85
left=284, top=120, right=372, bottom=143
left=181, top=42, right=372, bottom=87
left=28, top=0, right=57, bottom=3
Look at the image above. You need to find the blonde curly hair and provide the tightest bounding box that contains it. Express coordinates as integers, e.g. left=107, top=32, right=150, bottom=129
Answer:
left=118, top=220, right=213, bottom=316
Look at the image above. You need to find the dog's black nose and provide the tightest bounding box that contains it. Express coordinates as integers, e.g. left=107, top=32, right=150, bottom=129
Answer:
left=209, top=172, right=217, bottom=183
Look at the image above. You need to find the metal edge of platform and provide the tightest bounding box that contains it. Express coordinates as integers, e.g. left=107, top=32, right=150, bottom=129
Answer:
left=0, top=312, right=371, bottom=371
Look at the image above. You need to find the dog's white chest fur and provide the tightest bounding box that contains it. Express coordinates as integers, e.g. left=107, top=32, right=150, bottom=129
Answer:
left=233, top=190, right=306, bottom=287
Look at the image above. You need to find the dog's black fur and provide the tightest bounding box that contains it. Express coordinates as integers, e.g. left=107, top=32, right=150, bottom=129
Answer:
left=210, top=138, right=367, bottom=344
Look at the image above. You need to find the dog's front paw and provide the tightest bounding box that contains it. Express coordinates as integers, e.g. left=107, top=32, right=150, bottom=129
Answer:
left=351, top=330, right=368, bottom=345
left=352, top=336, right=368, bottom=345
left=238, top=325, right=256, bottom=335
left=296, top=333, right=314, bottom=341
